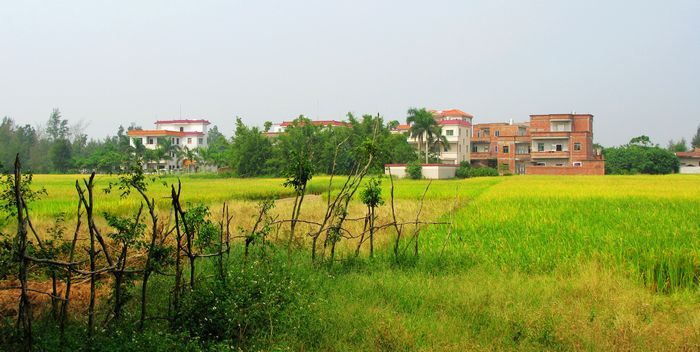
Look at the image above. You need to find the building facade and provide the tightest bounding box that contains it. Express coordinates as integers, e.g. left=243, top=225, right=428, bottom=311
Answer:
left=471, top=114, right=604, bottom=175
left=676, top=149, right=700, bottom=174
left=394, top=109, right=473, bottom=165
left=127, top=119, right=210, bottom=171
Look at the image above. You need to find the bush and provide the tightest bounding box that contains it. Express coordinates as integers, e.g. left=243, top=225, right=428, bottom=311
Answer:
left=455, top=161, right=471, bottom=179
left=468, top=167, right=499, bottom=178
left=175, top=258, right=300, bottom=347
left=406, top=161, right=422, bottom=179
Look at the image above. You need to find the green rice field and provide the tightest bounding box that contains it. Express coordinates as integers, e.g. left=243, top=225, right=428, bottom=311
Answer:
left=3, top=174, right=700, bottom=350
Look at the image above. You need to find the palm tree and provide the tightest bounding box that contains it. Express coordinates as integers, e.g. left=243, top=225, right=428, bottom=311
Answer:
left=406, top=108, right=438, bottom=163
left=182, top=147, right=199, bottom=173
left=156, top=137, right=180, bottom=172
left=429, top=126, right=450, bottom=161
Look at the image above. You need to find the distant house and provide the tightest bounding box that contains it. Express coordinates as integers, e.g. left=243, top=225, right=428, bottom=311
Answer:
left=676, top=149, right=700, bottom=174
left=392, top=109, right=473, bottom=165
left=264, top=119, right=347, bottom=137
left=127, top=119, right=210, bottom=171
left=390, top=110, right=605, bottom=177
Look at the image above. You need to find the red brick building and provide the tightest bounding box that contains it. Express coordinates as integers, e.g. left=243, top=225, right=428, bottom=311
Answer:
left=471, top=114, right=604, bottom=175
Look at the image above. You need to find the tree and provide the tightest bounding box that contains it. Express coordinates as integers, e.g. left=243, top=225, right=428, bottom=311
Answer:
left=604, top=136, right=679, bottom=174
left=45, top=109, right=69, bottom=141
left=263, top=121, right=272, bottom=132
left=667, top=138, right=688, bottom=152
left=227, top=117, right=272, bottom=177
left=692, top=124, right=700, bottom=149
left=50, top=139, right=72, bottom=173
left=428, top=126, right=449, bottom=160
left=406, top=108, right=438, bottom=163
left=182, top=147, right=199, bottom=173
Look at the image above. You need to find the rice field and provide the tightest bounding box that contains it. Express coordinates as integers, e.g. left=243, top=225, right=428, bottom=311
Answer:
left=3, top=173, right=700, bottom=350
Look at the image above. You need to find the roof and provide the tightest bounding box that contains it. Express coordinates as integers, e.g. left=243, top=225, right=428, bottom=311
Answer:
left=676, top=149, right=700, bottom=158
left=438, top=120, right=472, bottom=127
left=155, top=119, right=211, bottom=125
left=127, top=130, right=205, bottom=137
left=279, top=120, right=347, bottom=127
left=431, top=109, right=474, bottom=118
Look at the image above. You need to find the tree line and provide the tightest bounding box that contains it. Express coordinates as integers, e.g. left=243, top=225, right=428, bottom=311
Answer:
left=0, top=109, right=417, bottom=176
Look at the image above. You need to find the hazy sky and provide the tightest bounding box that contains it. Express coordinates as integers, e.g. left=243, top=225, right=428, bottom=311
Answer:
left=1, top=0, right=698, bottom=146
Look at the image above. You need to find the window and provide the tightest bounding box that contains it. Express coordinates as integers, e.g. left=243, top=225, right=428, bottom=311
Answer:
left=495, top=130, right=500, bottom=137
left=555, top=144, right=563, bottom=151
left=198, top=138, right=203, bottom=144
left=573, top=162, right=583, bottom=167
left=148, top=138, right=154, bottom=145
left=495, top=145, right=499, bottom=153
left=535, top=162, right=546, bottom=166
left=574, top=142, right=581, bottom=151
left=471, top=144, right=478, bottom=152
left=483, top=129, right=490, bottom=136
left=446, top=129, right=454, bottom=136
left=187, top=138, right=192, bottom=144
left=477, top=131, right=481, bottom=138
left=176, top=138, right=180, bottom=144
left=537, top=143, right=545, bottom=152
left=555, top=163, right=564, bottom=166
left=503, top=145, right=509, bottom=154
left=179, top=127, right=184, bottom=132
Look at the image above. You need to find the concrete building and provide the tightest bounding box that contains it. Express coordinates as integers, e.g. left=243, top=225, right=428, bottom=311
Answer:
left=393, top=109, right=473, bottom=165
left=127, top=119, right=210, bottom=171
left=265, top=120, right=347, bottom=137
left=677, top=149, right=700, bottom=174
left=471, top=114, right=604, bottom=175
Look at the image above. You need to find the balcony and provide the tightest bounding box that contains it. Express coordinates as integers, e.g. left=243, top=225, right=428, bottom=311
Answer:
left=470, top=152, right=493, bottom=160
left=531, top=150, right=570, bottom=159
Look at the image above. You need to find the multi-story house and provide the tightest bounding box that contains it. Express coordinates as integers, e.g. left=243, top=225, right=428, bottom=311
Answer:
left=471, top=121, right=531, bottom=174
left=471, top=114, right=604, bottom=175
left=265, top=120, right=347, bottom=137
left=394, top=109, right=473, bottom=165
left=127, top=119, right=210, bottom=171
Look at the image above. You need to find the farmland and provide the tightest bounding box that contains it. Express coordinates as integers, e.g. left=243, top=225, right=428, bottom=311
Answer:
left=2, top=174, right=700, bottom=350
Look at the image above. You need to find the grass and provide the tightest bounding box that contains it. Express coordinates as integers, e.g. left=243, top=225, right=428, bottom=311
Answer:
left=3, top=173, right=700, bottom=350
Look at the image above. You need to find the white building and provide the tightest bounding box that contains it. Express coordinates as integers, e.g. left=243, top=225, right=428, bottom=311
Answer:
left=677, top=149, right=700, bottom=174
left=127, top=119, right=210, bottom=171
left=392, top=109, right=473, bottom=165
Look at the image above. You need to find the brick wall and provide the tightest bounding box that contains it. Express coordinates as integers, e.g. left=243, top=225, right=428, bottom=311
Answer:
left=526, top=160, right=604, bottom=175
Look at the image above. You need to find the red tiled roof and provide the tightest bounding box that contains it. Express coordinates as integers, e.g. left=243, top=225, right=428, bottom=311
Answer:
left=431, top=109, right=474, bottom=118
left=677, top=149, right=700, bottom=158
left=395, top=124, right=411, bottom=130
left=155, top=119, right=211, bottom=125
left=127, top=130, right=204, bottom=137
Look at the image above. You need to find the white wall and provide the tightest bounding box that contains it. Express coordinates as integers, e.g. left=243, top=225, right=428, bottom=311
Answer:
left=384, top=165, right=457, bottom=179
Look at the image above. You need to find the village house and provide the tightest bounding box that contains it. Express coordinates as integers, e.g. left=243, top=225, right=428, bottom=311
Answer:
left=391, top=110, right=604, bottom=177
left=264, top=119, right=347, bottom=137
left=393, top=109, right=473, bottom=165
left=471, top=114, right=604, bottom=175
left=127, top=119, right=210, bottom=171
left=676, top=149, right=700, bottom=174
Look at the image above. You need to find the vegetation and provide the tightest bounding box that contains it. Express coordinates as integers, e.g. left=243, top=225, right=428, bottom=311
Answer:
left=1, top=162, right=700, bottom=350
left=604, top=136, right=680, bottom=174
left=406, top=161, right=422, bottom=179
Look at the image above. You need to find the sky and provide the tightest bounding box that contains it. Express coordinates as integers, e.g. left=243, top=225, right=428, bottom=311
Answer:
left=1, top=0, right=699, bottom=146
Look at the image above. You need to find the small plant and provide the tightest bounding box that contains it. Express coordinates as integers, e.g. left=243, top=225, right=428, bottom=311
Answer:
left=455, top=161, right=472, bottom=178
left=358, top=177, right=384, bottom=258
left=406, top=161, right=422, bottom=179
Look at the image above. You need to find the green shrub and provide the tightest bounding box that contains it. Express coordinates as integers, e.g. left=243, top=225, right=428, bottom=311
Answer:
left=468, top=167, right=499, bottom=178
left=406, top=161, right=422, bottom=179
left=175, top=258, right=300, bottom=346
left=455, top=161, right=471, bottom=179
